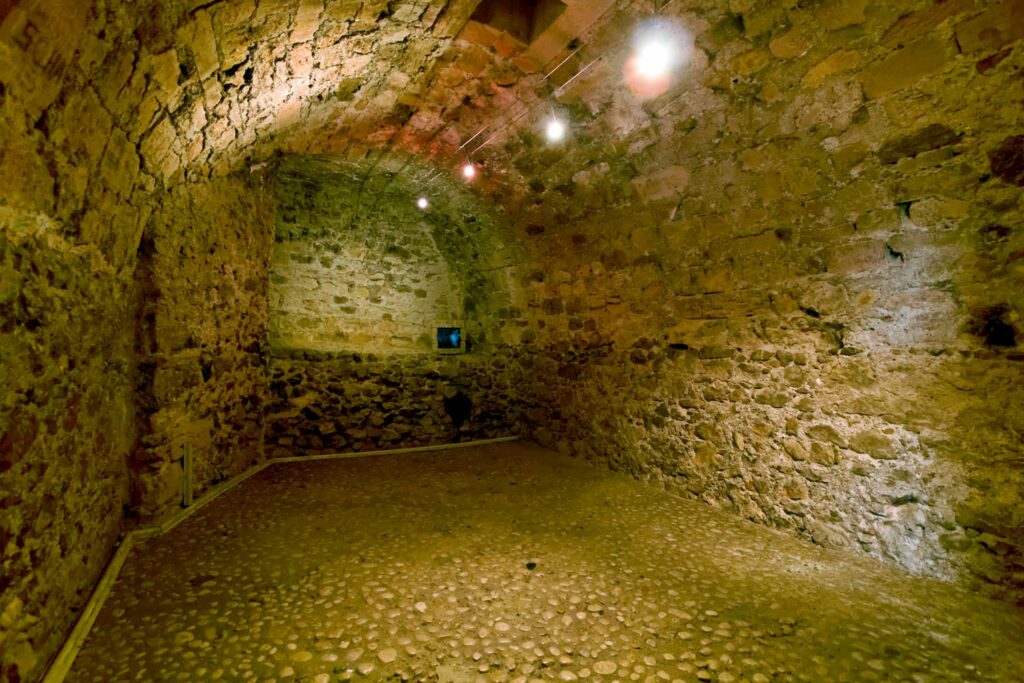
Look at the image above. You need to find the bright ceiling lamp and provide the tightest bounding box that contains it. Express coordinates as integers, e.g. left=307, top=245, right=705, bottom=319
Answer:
left=635, top=38, right=674, bottom=80
left=545, top=117, right=567, bottom=143
left=625, top=18, right=692, bottom=98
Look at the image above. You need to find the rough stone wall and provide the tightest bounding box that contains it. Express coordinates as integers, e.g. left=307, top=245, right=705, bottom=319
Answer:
left=271, top=161, right=465, bottom=353
left=132, top=175, right=275, bottom=518
left=509, top=1, right=1024, bottom=598
left=0, top=212, right=136, bottom=681
left=267, top=157, right=526, bottom=456
left=267, top=350, right=520, bottom=457
left=524, top=342, right=1023, bottom=587
left=1, top=5, right=153, bottom=678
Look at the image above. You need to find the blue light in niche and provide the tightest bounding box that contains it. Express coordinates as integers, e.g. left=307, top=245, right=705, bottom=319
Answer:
left=437, top=327, right=462, bottom=350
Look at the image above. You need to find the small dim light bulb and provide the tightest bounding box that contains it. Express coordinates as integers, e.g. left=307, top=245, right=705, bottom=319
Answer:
left=417, top=196, right=429, bottom=210
left=545, top=118, right=567, bottom=143
left=462, top=162, right=476, bottom=179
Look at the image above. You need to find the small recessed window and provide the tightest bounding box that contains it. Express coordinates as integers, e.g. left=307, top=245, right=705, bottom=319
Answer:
left=437, top=326, right=466, bottom=355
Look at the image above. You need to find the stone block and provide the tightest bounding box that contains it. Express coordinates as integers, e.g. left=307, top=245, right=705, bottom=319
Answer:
left=769, top=25, right=814, bottom=59
left=954, top=0, right=1024, bottom=52
left=882, top=0, right=975, bottom=47
left=148, top=48, right=182, bottom=110
left=807, top=424, right=848, bottom=448
left=731, top=48, right=771, bottom=76
left=139, top=115, right=181, bottom=181
left=291, top=0, right=324, bottom=44
left=802, top=49, right=861, bottom=87
left=824, top=239, right=887, bottom=275
left=848, top=430, right=899, bottom=459
left=816, top=0, right=869, bottom=30
left=188, top=10, right=221, bottom=80
left=783, top=437, right=809, bottom=461
left=860, top=37, right=949, bottom=98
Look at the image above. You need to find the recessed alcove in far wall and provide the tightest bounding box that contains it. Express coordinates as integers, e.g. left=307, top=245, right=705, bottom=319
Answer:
left=263, top=155, right=526, bottom=461
left=269, top=156, right=518, bottom=355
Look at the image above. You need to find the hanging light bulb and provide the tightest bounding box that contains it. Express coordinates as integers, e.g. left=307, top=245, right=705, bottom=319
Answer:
left=462, top=162, right=476, bottom=179
left=635, top=39, right=673, bottom=80
left=625, top=19, right=692, bottom=99
left=417, top=196, right=429, bottom=210
left=545, top=117, right=567, bottom=143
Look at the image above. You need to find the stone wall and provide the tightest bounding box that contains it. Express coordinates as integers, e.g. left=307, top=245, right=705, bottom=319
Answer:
left=266, top=157, right=526, bottom=457
left=0, top=212, right=136, bottom=682
left=132, top=174, right=275, bottom=517
left=271, top=159, right=467, bottom=353
left=509, top=0, right=1024, bottom=598
left=267, top=350, right=521, bottom=457
left=522, top=341, right=1023, bottom=593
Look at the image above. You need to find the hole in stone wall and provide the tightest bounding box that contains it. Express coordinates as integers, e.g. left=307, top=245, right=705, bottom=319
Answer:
left=223, top=60, right=246, bottom=78
left=33, top=110, right=49, bottom=135
left=800, top=306, right=821, bottom=319
left=885, top=243, right=905, bottom=262
left=980, top=224, right=1011, bottom=243
left=444, top=391, right=473, bottom=429
left=967, top=305, right=1018, bottom=348
left=178, top=55, right=194, bottom=84
left=710, top=13, right=745, bottom=43
left=470, top=0, right=567, bottom=45
left=989, top=135, right=1024, bottom=186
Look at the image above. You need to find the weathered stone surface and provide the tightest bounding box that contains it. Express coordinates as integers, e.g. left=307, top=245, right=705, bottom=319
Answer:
left=860, top=38, right=949, bottom=98
left=1, top=0, right=1023, bottom=677
left=954, top=0, right=1024, bottom=52
left=265, top=351, right=520, bottom=457
left=769, top=25, right=813, bottom=59
left=0, top=211, right=135, bottom=683
left=131, top=175, right=275, bottom=518
left=848, top=431, right=899, bottom=460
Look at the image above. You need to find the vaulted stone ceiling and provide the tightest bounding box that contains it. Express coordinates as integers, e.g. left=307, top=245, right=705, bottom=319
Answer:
left=2, top=1, right=1024, bottom=680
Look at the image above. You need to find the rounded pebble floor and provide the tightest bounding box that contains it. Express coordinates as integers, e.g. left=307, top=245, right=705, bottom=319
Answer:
left=68, top=443, right=1024, bottom=683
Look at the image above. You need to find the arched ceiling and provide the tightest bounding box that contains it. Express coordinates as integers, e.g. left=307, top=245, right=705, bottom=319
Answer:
left=1, top=0, right=709, bottom=224
left=3, top=0, right=1021, bottom=346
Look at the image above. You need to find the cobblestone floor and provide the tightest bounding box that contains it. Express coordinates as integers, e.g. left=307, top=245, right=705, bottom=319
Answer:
left=69, top=443, right=1024, bottom=682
